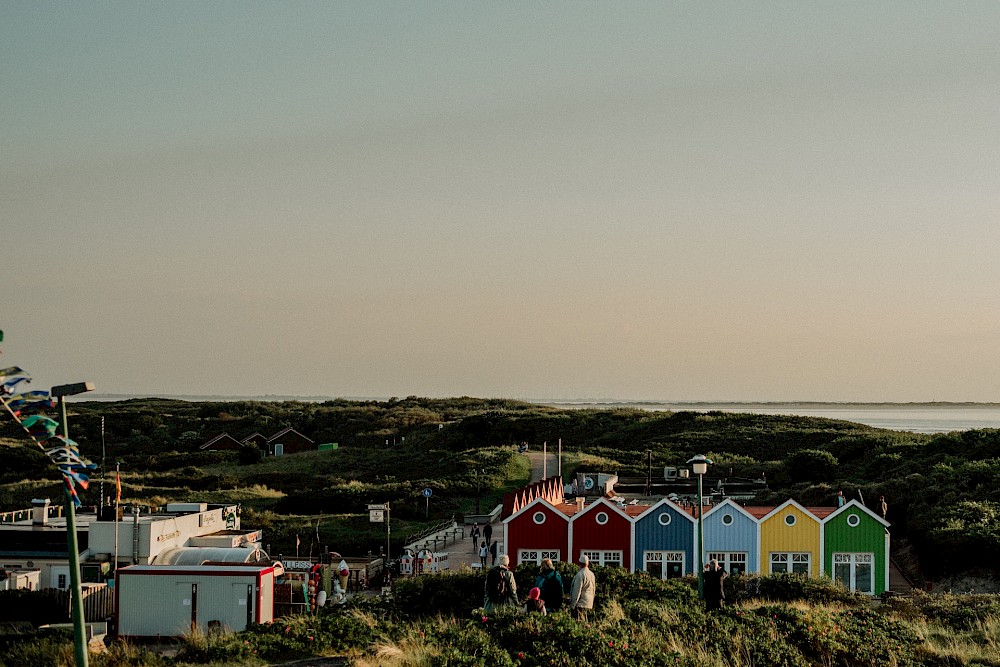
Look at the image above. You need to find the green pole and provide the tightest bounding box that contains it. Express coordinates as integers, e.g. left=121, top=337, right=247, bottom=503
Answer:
left=60, top=396, right=89, bottom=667
left=697, top=471, right=704, bottom=600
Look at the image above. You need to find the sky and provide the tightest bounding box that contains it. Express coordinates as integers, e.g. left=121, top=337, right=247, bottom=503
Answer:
left=3, top=2, right=1000, bottom=402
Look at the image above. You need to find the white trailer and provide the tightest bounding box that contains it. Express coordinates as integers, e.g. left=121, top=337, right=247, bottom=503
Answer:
left=116, top=564, right=275, bottom=638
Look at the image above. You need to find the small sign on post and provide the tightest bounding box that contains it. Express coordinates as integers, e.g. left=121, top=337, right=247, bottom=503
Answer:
left=423, top=488, right=432, bottom=518
left=368, top=503, right=387, bottom=523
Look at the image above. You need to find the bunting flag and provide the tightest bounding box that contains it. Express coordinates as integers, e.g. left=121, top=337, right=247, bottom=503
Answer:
left=116, top=470, right=122, bottom=503
left=1, top=377, right=31, bottom=396
left=5, top=391, right=53, bottom=415
left=0, top=358, right=95, bottom=506
left=0, top=367, right=28, bottom=383
left=21, top=414, right=59, bottom=440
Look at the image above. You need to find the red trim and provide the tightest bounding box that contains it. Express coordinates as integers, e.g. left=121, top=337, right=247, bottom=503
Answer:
left=117, top=566, right=275, bottom=578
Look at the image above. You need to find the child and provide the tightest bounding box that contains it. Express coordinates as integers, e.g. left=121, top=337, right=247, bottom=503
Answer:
left=524, top=587, right=546, bottom=614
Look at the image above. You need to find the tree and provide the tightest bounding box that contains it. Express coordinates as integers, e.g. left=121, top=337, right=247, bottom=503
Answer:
left=785, top=449, right=838, bottom=483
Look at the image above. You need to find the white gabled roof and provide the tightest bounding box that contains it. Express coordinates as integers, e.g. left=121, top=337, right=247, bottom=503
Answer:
left=758, top=498, right=822, bottom=524
left=503, top=496, right=570, bottom=524
left=633, top=497, right=696, bottom=524
left=570, top=496, right=632, bottom=523
left=703, top=497, right=759, bottom=523
left=822, top=498, right=890, bottom=527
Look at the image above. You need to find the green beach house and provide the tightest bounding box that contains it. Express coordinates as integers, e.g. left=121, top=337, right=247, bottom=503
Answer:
left=822, top=499, right=890, bottom=595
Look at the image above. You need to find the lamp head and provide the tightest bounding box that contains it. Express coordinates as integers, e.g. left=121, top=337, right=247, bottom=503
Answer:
left=687, top=454, right=712, bottom=476
left=51, top=381, right=95, bottom=398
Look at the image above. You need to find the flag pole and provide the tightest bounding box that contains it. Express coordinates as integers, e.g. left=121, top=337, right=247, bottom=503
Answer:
left=114, top=463, right=120, bottom=574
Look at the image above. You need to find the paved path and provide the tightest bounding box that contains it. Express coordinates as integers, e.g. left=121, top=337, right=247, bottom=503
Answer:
left=411, top=451, right=564, bottom=572
left=526, top=451, right=559, bottom=483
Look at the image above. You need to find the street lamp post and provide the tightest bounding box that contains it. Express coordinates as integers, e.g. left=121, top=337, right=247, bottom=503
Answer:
left=687, top=454, right=712, bottom=601
left=52, top=381, right=95, bottom=667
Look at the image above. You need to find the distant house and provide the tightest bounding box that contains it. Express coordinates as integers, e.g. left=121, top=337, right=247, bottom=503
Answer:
left=266, top=427, right=314, bottom=456
left=199, top=428, right=315, bottom=456
left=242, top=432, right=268, bottom=450
left=199, top=433, right=244, bottom=452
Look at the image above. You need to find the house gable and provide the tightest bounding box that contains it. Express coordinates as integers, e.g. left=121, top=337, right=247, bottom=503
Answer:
left=199, top=434, right=243, bottom=451
left=758, top=499, right=823, bottom=576
left=504, top=497, right=571, bottom=567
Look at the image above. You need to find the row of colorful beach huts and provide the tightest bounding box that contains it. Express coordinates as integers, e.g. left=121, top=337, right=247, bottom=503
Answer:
left=501, top=477, right=890, bottom=595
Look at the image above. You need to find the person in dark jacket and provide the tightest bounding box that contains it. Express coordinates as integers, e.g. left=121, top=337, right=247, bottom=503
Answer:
left=484, top=523, right=493, bottom=545
left=533, top=558, right=564, bottom=613
left=703, top=558, right=728, bottom=611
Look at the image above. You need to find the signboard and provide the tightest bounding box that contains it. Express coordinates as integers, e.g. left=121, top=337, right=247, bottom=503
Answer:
left=283, top=560, right=314, bottom=571
left=369, top=509, right=385, bottom=523
left=422, top=488, right=433, bottom=498
left=368, top=503, right=388, bottom=510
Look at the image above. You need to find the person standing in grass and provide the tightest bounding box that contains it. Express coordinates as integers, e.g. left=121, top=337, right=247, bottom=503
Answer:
left=524, top=587, right=546, bottom=615
left=570, top=554, right=596, bottom=621
left=703, top=558, right=728, bottom=611
left=484, top=554, right=518, bottom=611
left=534, top=558, right=564, bottom=613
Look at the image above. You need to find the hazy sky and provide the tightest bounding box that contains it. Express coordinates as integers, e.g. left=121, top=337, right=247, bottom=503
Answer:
left=3, top=3, right=999, bottom=402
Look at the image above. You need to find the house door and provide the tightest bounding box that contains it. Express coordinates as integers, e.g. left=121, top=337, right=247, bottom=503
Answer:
left=273, top=443, right=284, bottom=456
left=833, top=553, right=874, bottom=594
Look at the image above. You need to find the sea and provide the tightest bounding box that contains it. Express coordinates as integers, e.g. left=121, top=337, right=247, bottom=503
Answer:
left=87, top=394, right=1000, bottom=435
left=533, top=402, right=1000, bottom=435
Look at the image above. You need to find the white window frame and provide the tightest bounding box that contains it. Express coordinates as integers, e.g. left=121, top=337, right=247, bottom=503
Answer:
left=643, top=550, right=685, bottom=579
left=770, top=552, right=810, bottom=575
left=582, top=550, right=623, bottom=567
left=707, top=551, right=748, bottom=574
left=832, top=552, right=874, bottom=594
left=518, top=549, right=561, bottom=566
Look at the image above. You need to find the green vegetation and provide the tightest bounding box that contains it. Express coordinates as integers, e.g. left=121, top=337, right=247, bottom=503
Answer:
left=5, top=569, right=1000, bottom=666
left=4, top=397, right=1000, bottom=580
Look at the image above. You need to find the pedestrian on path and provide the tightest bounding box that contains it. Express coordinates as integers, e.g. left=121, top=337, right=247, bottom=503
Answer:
left=484, top=523, right=493, bottom=544
left=471, top=523, right=480, bottom=545
left=489, top=540, right=498, bottom=566
left=479, top=542, right=489, bottom=569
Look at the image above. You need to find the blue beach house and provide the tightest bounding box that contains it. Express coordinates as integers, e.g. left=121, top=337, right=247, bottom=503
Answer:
left=703, top=498, right=759, bottom=575
left=632, top=498, right=696, bottom=578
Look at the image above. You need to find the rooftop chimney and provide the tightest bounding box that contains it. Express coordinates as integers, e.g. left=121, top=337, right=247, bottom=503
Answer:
left=31, top=498, right=51, bottom=526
